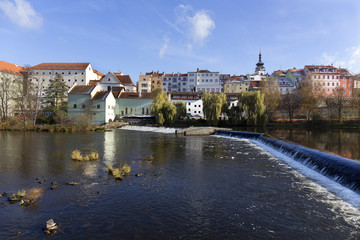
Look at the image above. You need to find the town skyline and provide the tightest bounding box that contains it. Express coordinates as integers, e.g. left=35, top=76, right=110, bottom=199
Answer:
left=1, top=0, right=360, bottom=83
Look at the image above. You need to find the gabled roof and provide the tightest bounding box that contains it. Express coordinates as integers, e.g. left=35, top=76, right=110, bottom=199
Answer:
left=118, top=92, right=153, bottom=99
left=68, top=85, right=95, bottom=94
left=274, top=70, right=286, bottom=76
left=114, top=74, right=135, bottom=86
left=31, top=63, right=90, bottom=70
left=0, top=60, right=24, bottom=75
left=92, top=91, right=110, bottom=100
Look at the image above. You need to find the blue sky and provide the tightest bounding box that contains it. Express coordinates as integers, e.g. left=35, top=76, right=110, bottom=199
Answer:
left=1, top=0, right=360, bottom=83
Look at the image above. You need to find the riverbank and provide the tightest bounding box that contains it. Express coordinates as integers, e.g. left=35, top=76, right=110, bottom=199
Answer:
left=0, top=121, right=128, bottom=132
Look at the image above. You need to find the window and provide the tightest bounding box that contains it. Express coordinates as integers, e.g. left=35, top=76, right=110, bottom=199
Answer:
left=68, top=79, right=71, bottom=82
left=108, top=78, right=111, bottom=81
left=188, top=108, right=190, bottom=111
left=108, top=105, right=110, bottom=109
left=73, top=104, right=77, bottom=108
left=43, top=72, right=45, bottom=74
left=62, top=72, right=64, bottom=75
left=75, top=79, right=77, bottom=82
left=343, top=84, right=346, bottom=88
left=194, top=111, right=197, bottom=113
left=49, top=72, right=51, bottom=74
left=125, top=107, right=128, bottom=114
left=75, top=72, right=77, bottom=75
left=188, top=102, right=191, bottom=105
left=97, top=104, right=100, bottom=109
left=82, top=104, right=86, bottom=109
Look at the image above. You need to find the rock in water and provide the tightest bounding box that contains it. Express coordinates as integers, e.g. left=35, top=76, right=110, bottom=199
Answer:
left=43, top=219, right=58, bottom=233
left=46, top=219, right=56, bottom=229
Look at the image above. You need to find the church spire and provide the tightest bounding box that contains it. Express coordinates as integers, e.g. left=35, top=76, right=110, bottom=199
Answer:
left=255, top=50, right=265, bottom=75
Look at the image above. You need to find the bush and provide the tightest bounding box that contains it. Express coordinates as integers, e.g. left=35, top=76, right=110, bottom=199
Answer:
left=71, top=150, right=99, bottom=161
left=107, top=164, right=131, bottom=180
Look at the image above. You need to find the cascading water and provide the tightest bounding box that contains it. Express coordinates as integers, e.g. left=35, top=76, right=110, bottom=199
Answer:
left=215, top=130, right=360, bottom=193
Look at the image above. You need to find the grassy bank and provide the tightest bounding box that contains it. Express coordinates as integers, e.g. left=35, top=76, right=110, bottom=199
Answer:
left=0, top=121, right=128, bottom=132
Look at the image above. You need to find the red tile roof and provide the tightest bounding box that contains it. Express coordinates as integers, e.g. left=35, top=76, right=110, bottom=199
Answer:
left=114, top=74, right=135, bottom=86
left=31, top=63, right=90, bottom=70
left=89, top=80, right=100, bottom=86
left=0, top=60, right=24, bottom=75
left=93, top=69, right=104, bottom=76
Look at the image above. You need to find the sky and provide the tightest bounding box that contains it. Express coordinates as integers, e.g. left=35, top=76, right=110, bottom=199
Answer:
left=1, top=0, right=360, bottom=84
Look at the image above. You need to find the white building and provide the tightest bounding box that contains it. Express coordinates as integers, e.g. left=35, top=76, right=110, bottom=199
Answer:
left=30, top=63, right=103, bottom=97
left=188, top=69, right=222, bottom=93
left=169, top=92, right=203, bottom=117
left=162, top=73, right=189, bottom=92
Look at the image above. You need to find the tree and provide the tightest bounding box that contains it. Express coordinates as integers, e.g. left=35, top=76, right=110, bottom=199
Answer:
left=235, top=91, right=267, bottom=125
left=45, top=73, right=68, bottom=112
left=260, top=77, right=281, bottom=121
left=44, top=73, right=68, bottom=123
left=280, top=91, right=301, bottom=123
left=0, top=75, right=14, bottom=122
left=150, top=88, right=176, bottom=125
left=12, top=66, right=43, bottom=127
left=175, top=101, right=186, bottom=120
left=297, top=77, right=324, bottom=123
left=202, top=93, right=228, bottom=126
left=327, top=87, right=347, bottom=123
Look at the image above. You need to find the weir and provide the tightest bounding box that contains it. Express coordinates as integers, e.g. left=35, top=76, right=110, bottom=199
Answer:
left=214, top=130, right=360, bottom=193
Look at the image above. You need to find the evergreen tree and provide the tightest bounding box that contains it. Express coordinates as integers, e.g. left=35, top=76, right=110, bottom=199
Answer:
left=45, top=73, right=68, bottom=112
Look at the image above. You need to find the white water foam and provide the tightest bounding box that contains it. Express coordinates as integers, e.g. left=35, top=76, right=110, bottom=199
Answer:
left=120, top=125, right=177, bottom=134
left=251, top=139, right=360, bottom=227
left=213, top=134, right=360, bottom=227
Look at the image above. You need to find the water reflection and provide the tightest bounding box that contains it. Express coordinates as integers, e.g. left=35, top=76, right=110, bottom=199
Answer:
left=266, top=129, right=360, bottom=160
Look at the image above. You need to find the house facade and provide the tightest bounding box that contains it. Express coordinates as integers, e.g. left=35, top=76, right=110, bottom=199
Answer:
left=162, top=73, right=189, bottom=92
left=0, top=60, right=24, bottom=119
left=188, top=69, right=221, bottom=93
left=169, top=92, right=203, bottom=117
left=30, top=63, right=103, bottom=96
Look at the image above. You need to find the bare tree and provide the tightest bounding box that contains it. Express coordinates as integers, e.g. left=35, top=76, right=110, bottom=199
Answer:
left=260, top=77, right=281, bottom=121
left=0, top=75, right=14, bottom=121
left=13, top=66, right=43, bottom=127
left=297, top=77, right=324, bottom=123
left=280, top=91, right=301, bottom=123
left=327, top=87, right=347, bottom=123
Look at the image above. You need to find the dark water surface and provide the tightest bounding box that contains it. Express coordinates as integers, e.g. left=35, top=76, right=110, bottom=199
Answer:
left=0, top=129, right=360, bottom=239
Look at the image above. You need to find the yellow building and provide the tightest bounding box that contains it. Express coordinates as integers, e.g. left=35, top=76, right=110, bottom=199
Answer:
left=224, top=76, right=250, bottom=93
left=137, top=71, right=163, bottom=93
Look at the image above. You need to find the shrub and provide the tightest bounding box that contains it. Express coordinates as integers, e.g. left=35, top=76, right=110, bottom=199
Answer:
left=71, top=150, right=99, bottom=161
left=107, top=164, right=131, bottom=180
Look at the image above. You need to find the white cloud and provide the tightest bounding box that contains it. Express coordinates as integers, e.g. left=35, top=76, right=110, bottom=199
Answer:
left=321, top=45, right=360, bottom=73
left=159, top=36, right=169, bottom=58
left=176, top=5, right=215, bottom=47
left=0, top=0, right=42, bottom=30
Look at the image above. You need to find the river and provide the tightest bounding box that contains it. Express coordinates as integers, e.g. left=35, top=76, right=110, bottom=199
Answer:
left=0, top=127, right=360, bottom=239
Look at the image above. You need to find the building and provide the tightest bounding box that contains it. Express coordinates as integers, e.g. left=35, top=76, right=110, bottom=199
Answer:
left=68, top=85, right=116, bottom=124
left=162, top=73, right=189, bottom=92
left=115, top=92, right=153, bottom=118
left=30, top=63, right=103, bottom=98
left=255, top=51, right=266, bottom=76
left=137, top=71, right=163, bottom=93
left=0, top=60, right=24, bottom=119
left=277, top=77, right=295, bottom=95
left=169, top=91, right=203, bottom=117
left=304, top=65, right=341, bottom=96
left=223, top=75, right=250, bottom=93
left=188, top=68, right=221, bottom=93
left=338, top=68, right=354, bottom=97
left=286, top=68, right=306, bottom=87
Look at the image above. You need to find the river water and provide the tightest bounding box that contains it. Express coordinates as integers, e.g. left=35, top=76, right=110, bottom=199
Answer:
left=1, top=128, right=360, bottom=239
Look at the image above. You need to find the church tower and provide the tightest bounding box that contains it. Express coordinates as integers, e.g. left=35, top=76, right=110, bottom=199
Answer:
left=255, top=51, right=266, bottom=75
